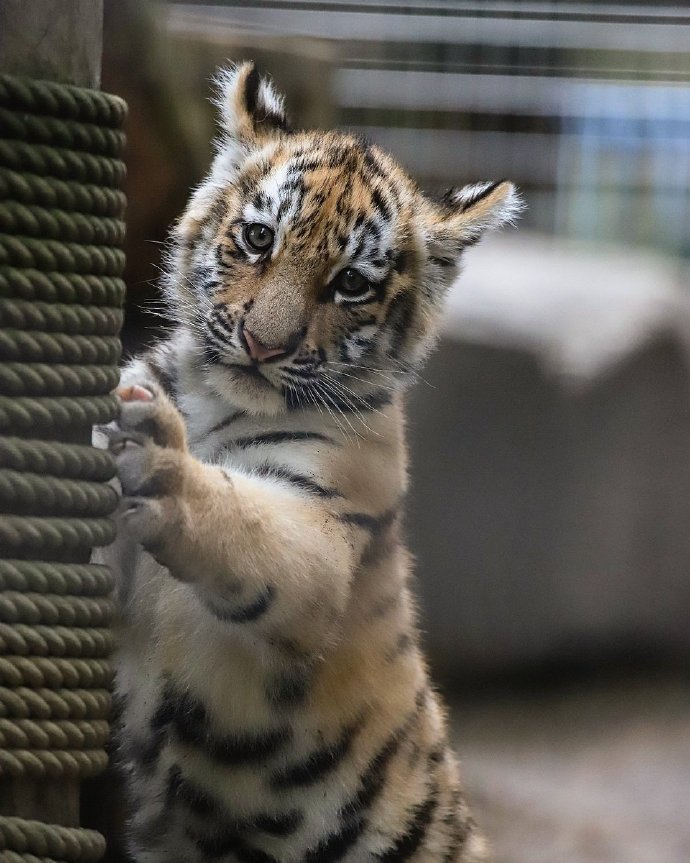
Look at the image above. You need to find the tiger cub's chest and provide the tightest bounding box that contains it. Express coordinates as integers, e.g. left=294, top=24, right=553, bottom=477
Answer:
left=118, top=647, right=369, bottom=863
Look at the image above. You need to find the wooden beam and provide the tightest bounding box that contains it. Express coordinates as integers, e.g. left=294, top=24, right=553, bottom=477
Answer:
left=0, top=0, right=104, bottom=87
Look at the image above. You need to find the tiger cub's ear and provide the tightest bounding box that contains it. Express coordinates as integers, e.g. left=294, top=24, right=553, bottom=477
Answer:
left=213, top=61, right=291, bottom=146
left=427, top=180, right=524, bottom=264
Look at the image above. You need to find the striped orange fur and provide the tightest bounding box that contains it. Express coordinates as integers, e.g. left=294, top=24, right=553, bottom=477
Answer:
left=96, top=61, right=522, bottom=863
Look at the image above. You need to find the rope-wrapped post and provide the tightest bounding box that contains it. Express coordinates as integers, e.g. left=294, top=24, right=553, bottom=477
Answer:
left=0, top=72, right=125, bottom=861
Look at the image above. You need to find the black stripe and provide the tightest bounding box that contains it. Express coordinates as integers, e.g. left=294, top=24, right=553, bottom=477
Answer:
left=426, top=745, right=445, bottom=767
left=190, top=828, right=283, bottom=863
left=361, top=530, right=399, bottom=568
left=291, top=383, right=391, bottom=415
left=129, top=689, right=176, bottom=771
left=128, top=730, right=166, bottom=773
left=252, top=191, right=269, bottom=211
left=295, top=157, right=322, bottom=174
left=260, top=110, right=291, bottom=133
left=269, top=635, right=311, bottom=661
left=376, top=786, right=439, bottom=863
left=340, top=504, right=400, bottom=536
left=216, top=243, right=244, bottom=266
left=162, top=683, right=290, bottom=765
left=362, top=147, right=389, bottom=182
left=204, top=585, right=275, bottom=624
left=167, top=764, right=217, bottom=817
left=191, top=830, right=237, bottom=859
left=207, top=315, right=232, bottom=344
left=190, top=725, right=288, bottom=767
left=385, top=291, right=416, bottom=360
left=151, top=689, right=178, bottom=727
left=282, top=364, right=317, bottom=380
left=270, top=717, right=364, bottom=789
left=206, top=410, right=247, bottom=437
left=371, top=185, right=393, bottom=223
left=244, top=66, right=260, bottom=115
left=457, top=180, right=503, bottom=213
left=266, top=667, right=311, bottom=709
left=236, top=847, right=279, bottom=863
left=443, top=822, right=471, bottom=863
left=253, top=810, right=304, bottom=836
left=387, top=631, right=415, bottom=661
left=251, top=463, right=341, bottom=498
left=392, top=249, right=411, bottom=275
left=441, top=789, right=472, bottom=863
left=303, top=708, right=418, bottom=863
left=192, top=829, right=280, bottom=863
left=203, top=810, right=302, bottom=839
left=429, top=255, right=456, bottom=268
left=368, top=592, right=400, bottom=620
left=341, top=512, right=384, bottom=531
left=202, top=335, right=222, bottom=365
left=329, top=389, right=392, bottom=414
left=197, top=198, right=229, bottom=240
left=303, top=819, right=365, bottom=863
left=284, top=386, right=312, bottom=411
left=144, top=349, right=178, bottom=403
left=227, top=431, right=334, bottom=449
left=168, top=764, right=303, bottom=837
left=187, top=822, right=247, bottom=860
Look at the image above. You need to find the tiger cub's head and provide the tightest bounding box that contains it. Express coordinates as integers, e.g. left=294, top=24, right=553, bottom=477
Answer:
left=168, top=62, right=522, bottom=416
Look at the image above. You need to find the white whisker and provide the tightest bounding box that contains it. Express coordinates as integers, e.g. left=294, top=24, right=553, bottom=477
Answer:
left=307, top=380, right=353, bottom=443
left=324, top=365, right=398, bottom=393
left=313, top=380, right=362, bottom=444
left=321, top=373, right=384, bottom=436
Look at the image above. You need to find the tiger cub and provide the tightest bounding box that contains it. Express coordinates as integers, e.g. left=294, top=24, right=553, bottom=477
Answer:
left=102, top=62, right=521, bottom=863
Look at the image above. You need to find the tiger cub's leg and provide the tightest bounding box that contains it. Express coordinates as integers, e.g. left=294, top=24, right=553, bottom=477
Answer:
left=108, top=384, right=354, bottom=656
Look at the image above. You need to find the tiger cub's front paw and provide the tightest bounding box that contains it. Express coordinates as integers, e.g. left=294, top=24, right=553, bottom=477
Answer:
left=114, top=383, right=187, bottom=452
left=109, top=384, right=188, bottom=547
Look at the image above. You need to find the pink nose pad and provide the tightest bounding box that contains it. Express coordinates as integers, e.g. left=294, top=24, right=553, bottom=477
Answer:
left=243, top=327, right=287, bottom=363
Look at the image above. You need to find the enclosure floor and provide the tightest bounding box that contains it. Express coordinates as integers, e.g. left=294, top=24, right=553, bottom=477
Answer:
left=451, top=676, right=690, bottom=863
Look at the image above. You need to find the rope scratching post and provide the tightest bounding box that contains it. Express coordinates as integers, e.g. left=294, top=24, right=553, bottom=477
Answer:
left=0, top=72, right=125, bottom=861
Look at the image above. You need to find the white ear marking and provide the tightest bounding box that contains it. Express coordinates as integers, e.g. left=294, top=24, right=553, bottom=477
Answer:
left=212, top=61, right=290, bottom=145
left=425, top=180, right=524, bottom=277
left=445, top=180, right=525, bottom=229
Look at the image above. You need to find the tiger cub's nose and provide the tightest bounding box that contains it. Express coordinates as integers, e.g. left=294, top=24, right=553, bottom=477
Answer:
left=243, top=327, right=288, bottom=363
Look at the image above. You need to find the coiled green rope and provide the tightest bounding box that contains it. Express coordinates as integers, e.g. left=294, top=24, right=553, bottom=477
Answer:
left=0, top=592, right=112, bottom=628
left=0, top=73, right=125, bottom=859
left=0, top=298, right=122, bottom=336
left=0, top=439, right=115, bottom=481
left=0, top=687, right=111, bottom=721
left=0, top=267, right=123, bottom=306
left=0, top=470, right=118, bottom=518
left=0, top=561, right=113, bottom=596
left=0, top=202, right=126, bottom=246
left=0, top=363, right=120, bottom=398
left=0, top=167, right=126, bottom=216
left=0, top=656, right=112, bottom=690
left=0, top=396, right=119, bottom=434
left=0, top=330, right=121, bottom=364
left=0, top=816, right=105, bottom=861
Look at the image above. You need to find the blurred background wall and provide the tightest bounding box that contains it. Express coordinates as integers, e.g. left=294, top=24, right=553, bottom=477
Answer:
left=103, top=0, right=690, bottom=684
left=95, top=3, right=690, bottom=861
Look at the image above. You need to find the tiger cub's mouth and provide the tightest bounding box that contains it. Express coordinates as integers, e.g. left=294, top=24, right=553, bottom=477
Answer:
left=222, top=361, right=270, bottom=381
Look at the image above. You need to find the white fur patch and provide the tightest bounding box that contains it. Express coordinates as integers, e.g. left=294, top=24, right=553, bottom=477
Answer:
left=450, top=180, right=525, bottom=230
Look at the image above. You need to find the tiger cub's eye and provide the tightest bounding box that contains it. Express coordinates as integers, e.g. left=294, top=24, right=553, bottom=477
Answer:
left=332, top=268, right=372, bottom=301
left=244, top=223, right=274, bottom=253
